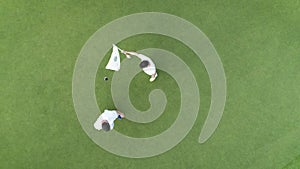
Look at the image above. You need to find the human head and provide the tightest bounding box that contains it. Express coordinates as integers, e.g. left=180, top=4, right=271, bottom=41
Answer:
left=139, top=60, right=149, bottom=68
left=102, top=121, right=110, bottom=131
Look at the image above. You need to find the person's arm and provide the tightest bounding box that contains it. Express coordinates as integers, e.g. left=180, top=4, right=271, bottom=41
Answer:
left=123, top=51, right=138, bottom=56
left=121, top=51, right=146, bottom=60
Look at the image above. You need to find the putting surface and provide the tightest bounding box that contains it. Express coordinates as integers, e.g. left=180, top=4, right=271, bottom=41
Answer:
left=1, top=0, right=300, bottom=168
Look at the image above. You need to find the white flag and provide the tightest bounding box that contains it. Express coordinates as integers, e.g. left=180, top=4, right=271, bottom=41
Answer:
left=105, top=44, right=120, bottom=71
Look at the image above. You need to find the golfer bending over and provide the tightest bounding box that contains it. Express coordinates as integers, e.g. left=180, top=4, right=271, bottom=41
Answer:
left=122, top=50, right=158, bottom=82
left=94, top=110, right=125, bottom=132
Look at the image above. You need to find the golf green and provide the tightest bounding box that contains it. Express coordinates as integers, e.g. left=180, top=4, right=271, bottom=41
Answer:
left=1, top=0, right=299, bottom=168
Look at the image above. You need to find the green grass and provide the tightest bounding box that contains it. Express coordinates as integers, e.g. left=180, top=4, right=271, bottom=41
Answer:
left=1, top=0, right=300, bottom=169
left=284, top=155, right=300, bottom=169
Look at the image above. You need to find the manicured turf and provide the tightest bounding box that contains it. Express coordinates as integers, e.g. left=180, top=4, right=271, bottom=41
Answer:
left=1, top=0, right=299, bottom=168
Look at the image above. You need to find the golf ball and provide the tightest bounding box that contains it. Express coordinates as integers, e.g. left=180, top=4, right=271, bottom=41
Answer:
left=104, top=77, right=108, bottom=81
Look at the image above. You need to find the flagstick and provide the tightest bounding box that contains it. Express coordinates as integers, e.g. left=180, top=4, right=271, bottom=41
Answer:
left=113, top=44, right=131, bottom=59
left=113, top=44, right=123, bottom=52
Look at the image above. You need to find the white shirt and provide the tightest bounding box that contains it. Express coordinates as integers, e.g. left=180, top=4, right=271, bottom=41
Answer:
left=94, top=110, right=119, bottom=130
left=128, top=52, right=156, bottom=75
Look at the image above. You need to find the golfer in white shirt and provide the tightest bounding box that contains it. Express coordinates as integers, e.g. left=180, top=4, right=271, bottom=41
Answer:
left=122, top=51, right=158, bottom=82
left=94, top=110, right=125, bottom=131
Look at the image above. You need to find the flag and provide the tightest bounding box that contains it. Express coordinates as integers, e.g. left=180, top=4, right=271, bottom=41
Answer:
left=105, top=44, right=120, bottom=71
